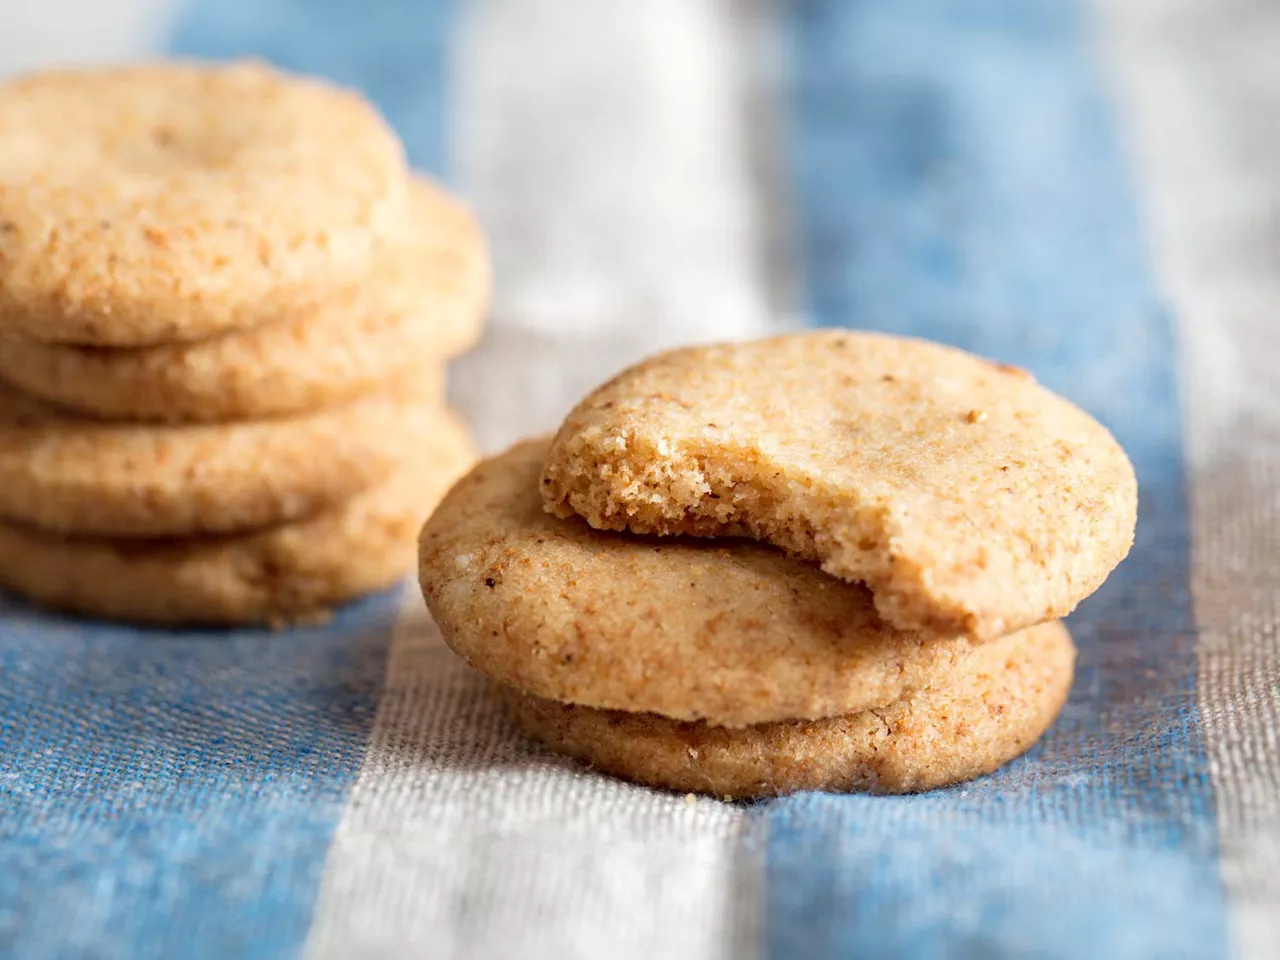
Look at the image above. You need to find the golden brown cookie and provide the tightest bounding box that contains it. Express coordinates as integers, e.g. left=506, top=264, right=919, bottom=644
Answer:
left=418, top=438, right=999, bottom=728
left=0, top=378, right=440, bottom=537
left=0, top=412, right=474, bottom=624
left=505, top=620, right=1075, bottom=799
left=0, top=61, right=406, bottom=346
left=0, top=180, right=487, bottom=422
left=542, top=331, right=1137, bottom=640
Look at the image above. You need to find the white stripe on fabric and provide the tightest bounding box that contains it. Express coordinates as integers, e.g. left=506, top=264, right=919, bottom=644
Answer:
left=447, top=0, right=789, bottom=453
left=306, top=2, right=780, bottom=956
left=1105, top=1, right=1280, bottom=955
left=304, top=596, right=762, bottom=960
left=0, top=0, right=176, bottom=75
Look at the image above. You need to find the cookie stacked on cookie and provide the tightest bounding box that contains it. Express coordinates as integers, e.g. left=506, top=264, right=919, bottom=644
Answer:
left=0, top=62, right=485, bottom=624
left=420, top=332, right=1137, bottom=798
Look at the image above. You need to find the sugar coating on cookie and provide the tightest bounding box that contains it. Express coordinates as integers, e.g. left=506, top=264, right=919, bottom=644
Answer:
left=505, top=619, right=1075, bottom=799
left=542, top=331, right=1137, bottom=640
left=0, top=411, right=474, bottom=625
left=0, top=179, right=487, bottom=421
left=0, top=379, right=439, bottom=538
left=0, top=61, right=406, bottom=345
left=417, top=438, right=1001, bottom=728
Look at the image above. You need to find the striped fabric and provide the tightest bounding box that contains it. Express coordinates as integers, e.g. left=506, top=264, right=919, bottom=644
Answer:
left=1, top=0, right=1277, bottom=956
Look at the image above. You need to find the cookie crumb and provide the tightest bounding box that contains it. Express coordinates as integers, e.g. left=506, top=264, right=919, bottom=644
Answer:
left=965, top=409, right=988, bottom=424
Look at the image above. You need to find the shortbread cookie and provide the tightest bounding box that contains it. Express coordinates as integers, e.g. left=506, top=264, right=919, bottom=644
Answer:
left=0, top=379, right=438, bottom=537
left=506, top=619, right=1075, bottom=798
left=0, top=61, right=406, bottom=345
left=0, top=180, right=487, bottom=421
left=0, top=412, right=474, bottom=624
left=542, top=331, right=1137, bottom=640
left=418, top=438, right=1007, bottom=728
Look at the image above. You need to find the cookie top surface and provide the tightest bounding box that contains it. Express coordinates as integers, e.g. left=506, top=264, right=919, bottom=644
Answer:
left=0, top=411, right=475, bottom=625
left=541, top=331, right=1137, bottom=640
left=0, top=179, right=488, bottom=422
left=0, top=378, right=439, bottom=537
left=0, top=61, right=406, bottom=345
left=419, top=438, right=987, bottom=728
left=506, top=619, right=1075, bottom=798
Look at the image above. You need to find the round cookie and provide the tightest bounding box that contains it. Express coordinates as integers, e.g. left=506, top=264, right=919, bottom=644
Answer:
left=0, top=378, right=441, bottom=538
left=419, top=438, right=994, bottom=728
left=0, top=180, right=487, bottom=422
left=0, top=412, right=474, bottom=625
left=0, top=61, right=406, bottom=346
left=542, top=331, right=1137, bottom=641
left=505, top=620, right=1075, bottom=799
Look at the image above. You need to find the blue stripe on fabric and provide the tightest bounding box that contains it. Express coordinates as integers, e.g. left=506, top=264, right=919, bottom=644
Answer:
left=0, top=3, right=455, bottom=958
left=768, top=1, right=1229, bottom=957
left=0, top=594, right=398, bottom=960
left=169, top=0, right=457, bottom=175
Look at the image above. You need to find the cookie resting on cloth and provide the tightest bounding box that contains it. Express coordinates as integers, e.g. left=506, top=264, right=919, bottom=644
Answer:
left=541, top=331, right=1137, bottom=641
left=505, top=620, right=1075, bottom=799
left=418, top=439, right=1003, bottom=729
left=0, top=179, right=488, bottom=422
left=0, top=412, right=474, bottom=624
left=0, top=60, right=406, bottom=345
left=0, top=378, right=440, bottom=538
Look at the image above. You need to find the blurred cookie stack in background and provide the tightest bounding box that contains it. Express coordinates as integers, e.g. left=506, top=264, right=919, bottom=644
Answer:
left=0, top=61, right=486, bottom=625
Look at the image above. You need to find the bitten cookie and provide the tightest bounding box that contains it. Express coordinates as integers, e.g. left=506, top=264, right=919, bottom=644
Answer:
left=418, top=439, right=1012, bottom=728
left=0, top=413, right=475, bottom=624
left=0, top=378, right=440, bottom=537
left=0, top=180, right=487, bottom=422
left=505, top=620, right=1075, bottom=799
left=541, top=331, right=1137, bottom=640
left=0, top=61, right=406, bottom=345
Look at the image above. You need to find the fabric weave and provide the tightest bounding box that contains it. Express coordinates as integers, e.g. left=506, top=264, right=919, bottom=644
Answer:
left=1, top=0, right=1276, bottom=957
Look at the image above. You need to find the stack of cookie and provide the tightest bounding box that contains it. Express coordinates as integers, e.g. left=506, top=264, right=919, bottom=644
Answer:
left=420, top=332, right=1137, bottom=798
left=0, top=62, right=486, bottom=625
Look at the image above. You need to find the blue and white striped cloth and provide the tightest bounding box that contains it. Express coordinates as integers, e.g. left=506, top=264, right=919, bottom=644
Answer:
left=2, top=1, right=1277, bottom=957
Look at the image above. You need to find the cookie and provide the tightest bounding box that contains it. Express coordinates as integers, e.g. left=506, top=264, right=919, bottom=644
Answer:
left=0, top=412, right=474, bottom=624
left=0, top=378, right=441, bottom=538
left=0, top=180, right=487, bottom=422
left=505, top=619, right=1075, bottom=798
left=542, top=331, right=1137, bottom=640
left=417, top=438, right=1003, bottom=728
left=0, top=61, right=406, bottom=346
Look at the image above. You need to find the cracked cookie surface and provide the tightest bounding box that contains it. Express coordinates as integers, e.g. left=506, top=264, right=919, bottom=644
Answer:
left=418, top=438, right=1066, bottom=728
left=542, top=331, right=1137, bottom=640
